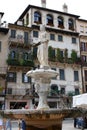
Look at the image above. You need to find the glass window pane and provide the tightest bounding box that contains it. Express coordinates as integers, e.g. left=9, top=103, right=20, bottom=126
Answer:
left=59, top=69, right=65, bottom=80
left=11, top=30, right=16, bottom=38
left=74, top=71, right=79, bottom=81
left=33, top=31, right=38, bottom=38
left=58, top=35, right=63, bottom=41
left=50, top=34, right=55, bottom=40
left=72, top=37, right=76, bottom=43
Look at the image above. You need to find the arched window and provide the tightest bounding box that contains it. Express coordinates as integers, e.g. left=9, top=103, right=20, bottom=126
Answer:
left=46, top=14, right=53, bottom=26
left=26, top=13, right=29, bottom=25
left=50, top=84, right=59, bottom=96
left=11, top=51, right=16, bottom=59
left=68, top=18, right=74, bottom=30
left=58, top=16, right=64, bottom=28
left=34, top=11, right=41, bottom=23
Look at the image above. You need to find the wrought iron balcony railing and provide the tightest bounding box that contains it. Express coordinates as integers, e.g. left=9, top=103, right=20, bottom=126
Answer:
left=6, top=88, right=33, bottom=96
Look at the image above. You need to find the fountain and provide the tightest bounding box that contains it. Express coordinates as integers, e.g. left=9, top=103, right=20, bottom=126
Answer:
left=2, top=25, right=80, bottom=130
left=26, top=25, right=58, bottom=109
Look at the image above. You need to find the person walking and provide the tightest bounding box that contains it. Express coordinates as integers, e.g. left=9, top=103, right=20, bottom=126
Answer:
left=0, top=118, right=3, bottom=129
left=5, top=119, right=12, bottom=130
left=21, top=119, right=26, bottom=130
left=18, top=119, right=22, bottom=130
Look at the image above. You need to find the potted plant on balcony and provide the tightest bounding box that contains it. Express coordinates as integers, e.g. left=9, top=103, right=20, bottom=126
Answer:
left=71, top=50, right=77, bottom=64
left=48, top=46, right=55, bottom=61
left=56, top=48, right=64, bottom=63
left=64, top=48, right=68, bottom=63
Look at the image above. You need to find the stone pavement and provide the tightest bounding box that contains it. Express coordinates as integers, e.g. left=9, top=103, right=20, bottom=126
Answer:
left=62, top=118, right=87, bottom=130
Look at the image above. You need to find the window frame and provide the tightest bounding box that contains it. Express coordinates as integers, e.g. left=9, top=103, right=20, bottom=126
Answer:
left=58, top=16, right=64, bottom=28
left=26, top=13, right=29, bottom=25
left=50, top=33, right=55, bottom=40
left=58, top=35, right=63, bottom=41
left=11, top=51, right=16, bottom=59
left=75, top=88, right=79, bottom=95
left=22, top=73, right=31, bottom=83
left=33, top=31, right=38, bottom=38
left=11, top=29, right=16, bottom=38
left=24, top=32, right=29, bottom=44
left=7, top=72, right=16, bottom=82
left=34, top=12, right=41, bottom=23
left=72, top=37, right=76, bottom=44
left=60, top=87, right=65, bottom=94
left=59, top=69, right=65, bottom=80
left=74, top=71, right=79, bottom=81
left=46, top=14, right=53, bottom=26
left=68, top=18, right=74, bottom=30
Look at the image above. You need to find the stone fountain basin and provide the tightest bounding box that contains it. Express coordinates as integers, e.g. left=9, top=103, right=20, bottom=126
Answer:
left=26, top=68, right=58, bottom=79
left=2, top=108, right=83, bottom=129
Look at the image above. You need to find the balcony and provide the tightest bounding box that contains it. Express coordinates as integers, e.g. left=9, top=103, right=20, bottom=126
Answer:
left=6, top=58, right=34, bottom=71
left=6, top=88, right=33, bottom=96
left=9, top=36, right=32, bottom=49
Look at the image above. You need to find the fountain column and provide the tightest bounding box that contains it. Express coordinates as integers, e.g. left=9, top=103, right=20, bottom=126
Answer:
left=35, top=78, right=50, bottom=109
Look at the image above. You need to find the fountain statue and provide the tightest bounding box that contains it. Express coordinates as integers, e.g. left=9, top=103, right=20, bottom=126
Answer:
left=26, top=25, right=58, bottom=109
left=37, top=25, right=49, bottom=68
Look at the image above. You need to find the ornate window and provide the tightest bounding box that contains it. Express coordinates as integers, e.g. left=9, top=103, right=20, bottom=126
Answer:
left=46, top=14, right=53, bottom=26
left=34, top=11, right=41, bottom=24
left=58, top=16, right=64, bottom=28
left=68, top=18, right=74, bottom=30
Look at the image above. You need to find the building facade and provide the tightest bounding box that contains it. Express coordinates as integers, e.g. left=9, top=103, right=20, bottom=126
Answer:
left=0, top=12, right=9, bottom=109
left=77, top=19, right=87, bottom=93
left=14, top=4, right=82, bottom=108
left=1, top=2, right=86, bottom=109
left=5, top=22, right=35, bottom=109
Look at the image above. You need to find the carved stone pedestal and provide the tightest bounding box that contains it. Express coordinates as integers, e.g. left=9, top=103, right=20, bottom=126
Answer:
left=35, top=78, right=50, bottom=110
